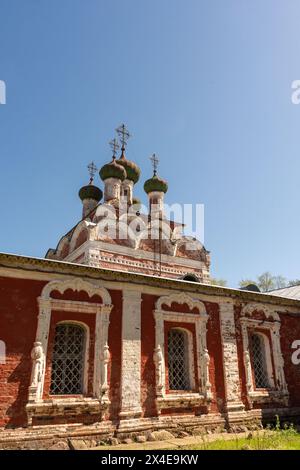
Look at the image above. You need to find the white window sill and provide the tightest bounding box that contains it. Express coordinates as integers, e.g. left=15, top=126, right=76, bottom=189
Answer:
left=26, top=397, right=108, bottom=420
left=249, top=390, right=289, bottom=403
left=156, top=392, right=207, bottom=410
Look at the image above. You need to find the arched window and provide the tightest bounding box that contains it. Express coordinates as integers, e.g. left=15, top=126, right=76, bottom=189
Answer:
left=50, top=323, right=86, bottom=395
left=167, top=329, right=191, bottom=391
left=250, top=333, right=270, bottom=389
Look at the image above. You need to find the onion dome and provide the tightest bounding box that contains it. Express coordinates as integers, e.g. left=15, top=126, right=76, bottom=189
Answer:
left=99, top=157, right=126, bottom=182
left=79, top=184, right=102, bottom=202
left=116, top=152, right=140, bottom=184
left=144, top=174, right=168, bottom=194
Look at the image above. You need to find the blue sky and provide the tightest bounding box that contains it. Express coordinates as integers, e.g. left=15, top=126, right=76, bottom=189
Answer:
left=1, top=0, right=300, bottom=287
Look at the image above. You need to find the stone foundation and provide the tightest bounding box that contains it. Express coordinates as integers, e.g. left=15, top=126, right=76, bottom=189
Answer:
left=1, top=408, right=299, bottom=450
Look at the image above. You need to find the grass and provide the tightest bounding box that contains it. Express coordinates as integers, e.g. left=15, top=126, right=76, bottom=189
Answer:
left=183, top=418, right=300, bottom=450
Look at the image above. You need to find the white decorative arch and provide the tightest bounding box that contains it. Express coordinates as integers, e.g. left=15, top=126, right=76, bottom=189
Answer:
left=27, top=277, right=113, bottom=418
left=240, top=305, right=288, bottom=408
left=55, top=236, right=70, bottom=259
left=241, top=302, right=280, bottom=321
left=153, top=291, right=211, bottom=412
left=156, top=291, right=207, bottom=315
left=69, top=220, right=93, bottom=253
left=41, top=277, right=112, bottom=305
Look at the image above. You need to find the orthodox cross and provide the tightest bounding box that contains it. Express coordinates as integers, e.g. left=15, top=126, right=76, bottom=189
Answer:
left=116, top=123, right=131, bottom=150
left=150, top=153, right=159, bottom=176
left=87, top=161, right=97, bottom=184
left=109, top=138, right=120, bottom=159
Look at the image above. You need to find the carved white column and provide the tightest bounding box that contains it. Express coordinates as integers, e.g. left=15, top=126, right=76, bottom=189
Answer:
left=153, top=309, right=165, bottom=397
left=241, top=322, right=253, bottom=396
left=153, top=345, right=163, bottom=396
left=119, top=289, right=142, bottom=418
left=195, top=315, right=212, bottom=399
left=271, top=323, right=288, bottom=394
left=28, top=298, right=51, bottom=403
left=219, top=301, right=245, bottom=414
left=28, top=342, right=45, bottom=404
left=93, top=304, right=112, bottom=402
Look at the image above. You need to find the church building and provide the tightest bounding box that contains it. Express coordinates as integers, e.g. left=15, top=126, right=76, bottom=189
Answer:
left=0, top=125, right=300, bottom=449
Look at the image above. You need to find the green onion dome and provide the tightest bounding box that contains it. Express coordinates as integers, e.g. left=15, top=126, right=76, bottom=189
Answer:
left=79, top=184, right=103, bottom=202
left=116, top=153, right=140, bottom=184
left=144, top=174, right=168, bottom=194
left=99, top=158, right=126, bottom=182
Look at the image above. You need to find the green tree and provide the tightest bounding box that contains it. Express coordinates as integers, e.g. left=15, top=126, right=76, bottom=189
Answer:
left=273, top=276, right=287, bottom=289
left=257, top=272, right=275, bottom=292
left=288, top=279, right=300, bottom=287
left=239, top=279, right=258, bottom=288
left=210, top=278, right=227, bottom=287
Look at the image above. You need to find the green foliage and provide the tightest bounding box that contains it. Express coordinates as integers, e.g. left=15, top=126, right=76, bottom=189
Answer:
left=257, top=272, right=276, bottom=292
left=185, top=417, right=299, bottom=450
left=239, top=279, right=258, bottom=288
left=239, top=273, right=298, bottom=292
left=210, top=278, right=228, bottom=287
left=288, top=279, right=300, bottom=287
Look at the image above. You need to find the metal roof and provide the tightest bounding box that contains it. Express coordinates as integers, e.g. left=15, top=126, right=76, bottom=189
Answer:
left=267, top=285, right=300, bottom=300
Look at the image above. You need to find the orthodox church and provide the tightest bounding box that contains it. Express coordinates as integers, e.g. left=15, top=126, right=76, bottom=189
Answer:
left=46, top=125, right=210, bottom=283
left=0, top=125, right=300, bottom=449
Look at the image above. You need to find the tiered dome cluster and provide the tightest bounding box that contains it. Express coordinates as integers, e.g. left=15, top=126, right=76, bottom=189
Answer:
left=78, top=125, right=167, bottom=213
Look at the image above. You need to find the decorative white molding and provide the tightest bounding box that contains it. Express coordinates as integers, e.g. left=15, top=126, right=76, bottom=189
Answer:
left=240, top=309, right=289, bottom=408
left=241, top=303, right=280, bottom=321
left=219, top=301, right=245, bottom=413
left=153, top=292, right=211, bottom=412
left=27, top=278, right=113, bottom=424
left=93, top=305, right=112, bottom=405
left=156, top=291, right=207, bottom=314
left=28, top=342, right=45, bottom=405
left=26, top=397, right=105, bottom=425
left=41, top=277, right=112, bottom=304
left=119, top=290, right=143, bottom=419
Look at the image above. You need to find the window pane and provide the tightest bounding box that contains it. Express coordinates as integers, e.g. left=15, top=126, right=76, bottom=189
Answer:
left=167, top=329, right=190, bottom=390
left=250, top=333, right=269, bottom=389
left=50, top=324, right=85, bottom=395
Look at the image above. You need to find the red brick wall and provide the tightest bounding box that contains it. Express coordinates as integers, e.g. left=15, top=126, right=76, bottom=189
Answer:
left=0, top=277, right=47, bottom=427
left=0, top=278, right=123, bottom=427
left=141, top=294, right=157, bottom=417
left=235, top=307, right=298, bottom=410
left=206, top=302, right=226, bottom=413
left=280, top=313, right=300, bottom=407
left=140, top=295, right=225, bottom=416
left=107, top=290, right=122, bottom=421
left=43, top=311, right=96, bottom=399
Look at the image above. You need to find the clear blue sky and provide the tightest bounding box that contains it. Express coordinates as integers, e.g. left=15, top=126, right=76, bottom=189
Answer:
left=1, top=0, right=300, bottom=287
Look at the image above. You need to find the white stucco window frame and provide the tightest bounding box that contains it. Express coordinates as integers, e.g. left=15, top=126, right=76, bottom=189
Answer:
left=153, top=292, right=212, bottom=412
left=240, top=306, right=289, bottom=408
left=26, top=278, right=113, bottom=425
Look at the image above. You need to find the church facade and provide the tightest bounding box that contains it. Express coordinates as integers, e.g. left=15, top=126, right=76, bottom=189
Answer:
left=0, top=126, right=300, bottom=448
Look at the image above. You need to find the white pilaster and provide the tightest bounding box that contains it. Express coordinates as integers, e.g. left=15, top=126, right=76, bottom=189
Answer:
left=119, top=289, right=142, bottom=418
left=219, top=301, right=245, bottom=414
left=93, top=305, right=112, bottom=403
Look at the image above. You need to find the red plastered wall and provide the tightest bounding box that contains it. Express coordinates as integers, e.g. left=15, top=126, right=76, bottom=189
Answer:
left=0, top=277, right=47, bottom=427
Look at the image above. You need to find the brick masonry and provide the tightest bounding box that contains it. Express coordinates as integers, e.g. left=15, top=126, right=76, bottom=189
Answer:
left=0, top=255, right=300, bottom=444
